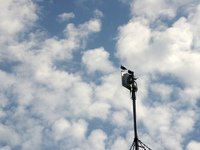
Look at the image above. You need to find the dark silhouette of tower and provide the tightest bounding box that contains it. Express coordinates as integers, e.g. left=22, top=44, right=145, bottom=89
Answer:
left=121, top=65, right=151, bottom=150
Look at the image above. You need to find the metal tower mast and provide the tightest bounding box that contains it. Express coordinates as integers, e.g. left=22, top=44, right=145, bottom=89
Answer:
left=121, top=65, right=151, bottom=150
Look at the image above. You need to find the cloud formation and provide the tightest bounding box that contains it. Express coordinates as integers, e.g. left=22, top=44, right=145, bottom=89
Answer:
left=0, top=0, right=200, bottom=150
left=82, top=47, right=115, bottom=74
left=117, top=0, right=200, bottom=149
left=0, top=0, right=37, bottom=36
left=58, top=12, right=75, bottom=22
left=0, top=1, right=107, bottom=149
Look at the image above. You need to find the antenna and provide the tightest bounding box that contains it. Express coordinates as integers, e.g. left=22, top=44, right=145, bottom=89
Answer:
left=121, top=65, right=151, bottom=150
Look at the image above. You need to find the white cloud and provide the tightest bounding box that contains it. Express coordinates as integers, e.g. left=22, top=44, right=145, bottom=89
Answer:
left=87, top=129, right=107, bottom=150
left=95, top=72, right=131, bottom=111
left=94, top=9, right=104, bottom=18
left=174, top=114, right=195, bottom=134
left=63, top=17, right=102, bottom=48
left=0, top=0, right=37, bottom=36
left=51, top=119, right=88, bottom=149
left=54, top=120, right=69, bottom=133
left=1, top=0, right=200, bottom=150
left=130, top=0, right=199, bottom=21
left=131, top=0, right=175, bottom=20
left=21, top=126, right=43, bottom=150
left=69, top=119, right=88, bottom=140
left=0, top=2, right=106, bottom=149
left=0, top=146, right=11, bottom=150
left=82, top=47, right=115, bottom=74
left=116, top=5, right=200, bottom=88
left=150, top=83, right=173, bottom=101
left=111, top=110, right=130, bottom=127
left=0, top=124, right=20, bottom=146
left=111, top=136, right=129, bottom=150
left=88, top=101, right=111, bottom=120
left=58, top=12, right=75, bottom=22
left=116, top=2, right=200, bottom=149
left=186, top=141, right=200, bottom=150
left=116, top=19, right=151, bottom=67
left=87, top=19, right=102, bottom=32
left=67, top=81, right=93, bottom=116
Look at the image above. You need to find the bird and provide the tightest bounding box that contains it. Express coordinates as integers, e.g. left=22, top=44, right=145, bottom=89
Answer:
left=120, top=65, right=127, bottom=70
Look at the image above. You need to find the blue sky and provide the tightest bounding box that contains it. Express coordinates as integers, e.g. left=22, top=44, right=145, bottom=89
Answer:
left=0, top=0, right=200, bottom=150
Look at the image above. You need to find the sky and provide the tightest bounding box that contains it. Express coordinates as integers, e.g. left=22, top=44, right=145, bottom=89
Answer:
left=0, top=0, right=200, bottom=150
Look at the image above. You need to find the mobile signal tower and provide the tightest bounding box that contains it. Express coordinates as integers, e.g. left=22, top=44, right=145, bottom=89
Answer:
left=121, top=65, right=151, bottom=150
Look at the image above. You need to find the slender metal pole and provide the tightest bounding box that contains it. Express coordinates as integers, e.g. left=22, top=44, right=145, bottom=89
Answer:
left=132, top=91, right=139, bottom=150
left=130, top=71, right=139, bottom=150
left=121, top=67, right=151, bottom=150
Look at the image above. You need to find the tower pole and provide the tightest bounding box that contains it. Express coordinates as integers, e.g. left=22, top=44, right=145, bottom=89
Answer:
left=131, top=72, right=139, bottom=150
left=132, top=90, right=139, bottom=150
left=121, top=65, right=151, bottom=150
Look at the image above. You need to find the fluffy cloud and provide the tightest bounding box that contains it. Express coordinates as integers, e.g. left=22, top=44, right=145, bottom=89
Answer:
left=86, top=129, right=107, bottom=150
left=0, top=1, right=132, bottom=149
left=116, top=0, right=200, bottom=149
left=94, top=9, right=104, bottom=18
left=1, top=0, right=200, bottom=150
left=0, top=0, right=37, bottom=40
left=0, top=146, right=11, bottom=150
left=63, top=17, right=102, bottom=48
left=82, top=47, right=115, bottom=74
left=58, top=12, right=75, bottom=22
left=88, top=101, right=111, bottom=120
left=131, top=0, right=175, bottom=20
left=186, top=141, right=200, bottom=150
left=0, top=1, right=106, bottom=149
left=0, top=124, right=20, bottom=146
left=130, top=0, right=199, bottom=21
left=52, top=118, right=88, bottom=142
left=116, top=6, right=200, bottom=88
left=152, top=83, right=172, bottom=98
left=111, top=110, right=130, bottom=127
left=110, top=136, right=129, bottom=150
left=95, top=72, right=131, bottom=111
